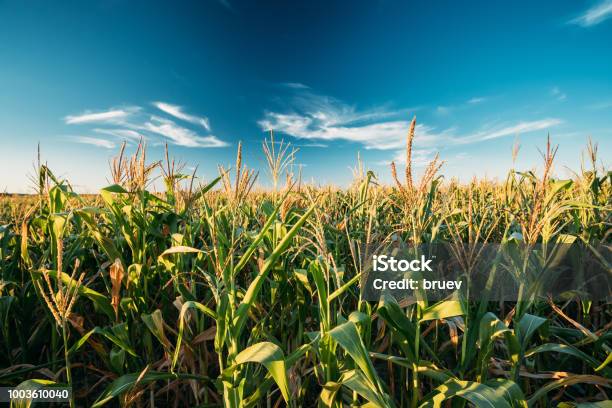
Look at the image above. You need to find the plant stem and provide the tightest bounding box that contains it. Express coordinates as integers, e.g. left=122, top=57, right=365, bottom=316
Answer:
left=412, top=310, right=421, bottom=408
left=62, top=320, right=74, bottom=408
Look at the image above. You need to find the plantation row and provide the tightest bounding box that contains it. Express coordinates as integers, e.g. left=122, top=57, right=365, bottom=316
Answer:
left=0, top=129, right=610, bottom=407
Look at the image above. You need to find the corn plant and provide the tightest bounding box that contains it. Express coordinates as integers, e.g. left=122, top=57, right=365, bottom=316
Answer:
left=0, top=128, right=610, bottom=407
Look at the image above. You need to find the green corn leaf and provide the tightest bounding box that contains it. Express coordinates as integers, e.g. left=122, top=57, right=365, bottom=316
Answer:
left=477, top=313, right=514, bottom=379
left=242, top=341, right=316, bottom=408
left=328, top=321, right=381, bottom=394
left=76, top=209, right=124, bottom=264
left=524, top=343, right=601, bottom=370
left=171, top=301, right=217, bottom=371
left=595, top=352, right=612, bottom=372
left=69, top=326, right=137, bottom=357
left=328, top=272, right=361, bottom=302
left=420, top=299, right=466, bottom=322
left=486, top=378, right=527, bottom=408
left=190, top=175, right=222, bottom=202
left=50, top=213, right=68, bottom=243
left=232, top=189, right=293, bottom=276
left=222, top=378, right=245, bottom=408
left=100, top=184, right=129, bottom=207
left=527, top=375, right=611, bottom=406
left=479, top=312, right=511, bottom=351
left=233, top=203, right=315, bottom=336
left=517, top=313, right=547, bottom=349
left=349, top=310, right=370, bottom=326
left=48, top=185, right=68, bottom=214
left=369, top=352, right=452, bottom=383
left=340, top=369, right=395, bottom=408
left=544, top=179, right=573, bottom=207
left=232, top=342, right=291, bottom=403
left=377, top=293, right=417, bottom=346
left=377, top=293, right=441, bottom=363
left=419, top=379, right=512, bottom=408
left=308, top=258, right=330, bottom=328
left=141, top=309, right=172, bottom=349
left=319, top=381, right=341, bottom=407
left=109, top=348, right=126, bottom=374
left=91, top=370, right=210, bottom=407
left=293, top=268, right=312, bottom=294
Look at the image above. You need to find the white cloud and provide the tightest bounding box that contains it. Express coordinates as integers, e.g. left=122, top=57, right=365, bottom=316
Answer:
left=72, top=136, right=116, bottom=149
left=260, top=113, right=414, bottom=150
left=64, top=108, right=134, bottom=124
left=259, top=90, right=561, bottom=153
left=66, top=103, right=228, bottom=149
left=468, top=97, right=486, bottom=104
left=570, top=0, right=612, bottom=27
left=258, top=89, right=563, bottom=169
left=93, top=128, right=144, bottom=141
left=258, top=90, right=417, bottom=150
left=153, top=102, right=210, bottom=130
left=281, top=82, right=310, bottom=89
left=143, top=116, right=227, bottom=148
left=551, top=86, right=567, bottom=101
left=382, top=119, right=561, bottom=168
left=455, top=119, right=563, bottom=144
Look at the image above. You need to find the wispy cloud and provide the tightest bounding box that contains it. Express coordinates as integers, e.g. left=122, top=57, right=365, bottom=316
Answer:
left=281, top=82, right=310, bottom=89
left=378, top=120, right=562, bottom=166
left=570, top=0, right=612, bottom=27
left=259, top=88, right=562, bottom=167
left=153, top=102, right=210, bottom=130
left=64, top=108, right=135, bottom=125
left=93, top=128, right=144, bottom=141
left=259, top=114, right=414, bottom=150
left=259, top=90, right=416, bottom=150
left=72, top=136, right=116, bottom=149
left=467, top=97, right=487, bottom=104
left=456, top=119, right=563, bottom=144
left=65, top=103, right=228, bottom=149
left=143, top=116, right=227, bottom=148
left=436, top=96, right=488, bottom=116
left=551, top=86, right=567, bottom=101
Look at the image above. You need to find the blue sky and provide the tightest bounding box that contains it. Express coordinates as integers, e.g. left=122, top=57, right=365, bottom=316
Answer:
left=1, top=0, right=611, bottom=192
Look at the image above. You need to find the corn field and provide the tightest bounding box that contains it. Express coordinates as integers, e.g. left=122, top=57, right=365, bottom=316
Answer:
left=0, top=125, right=610, bottom=407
